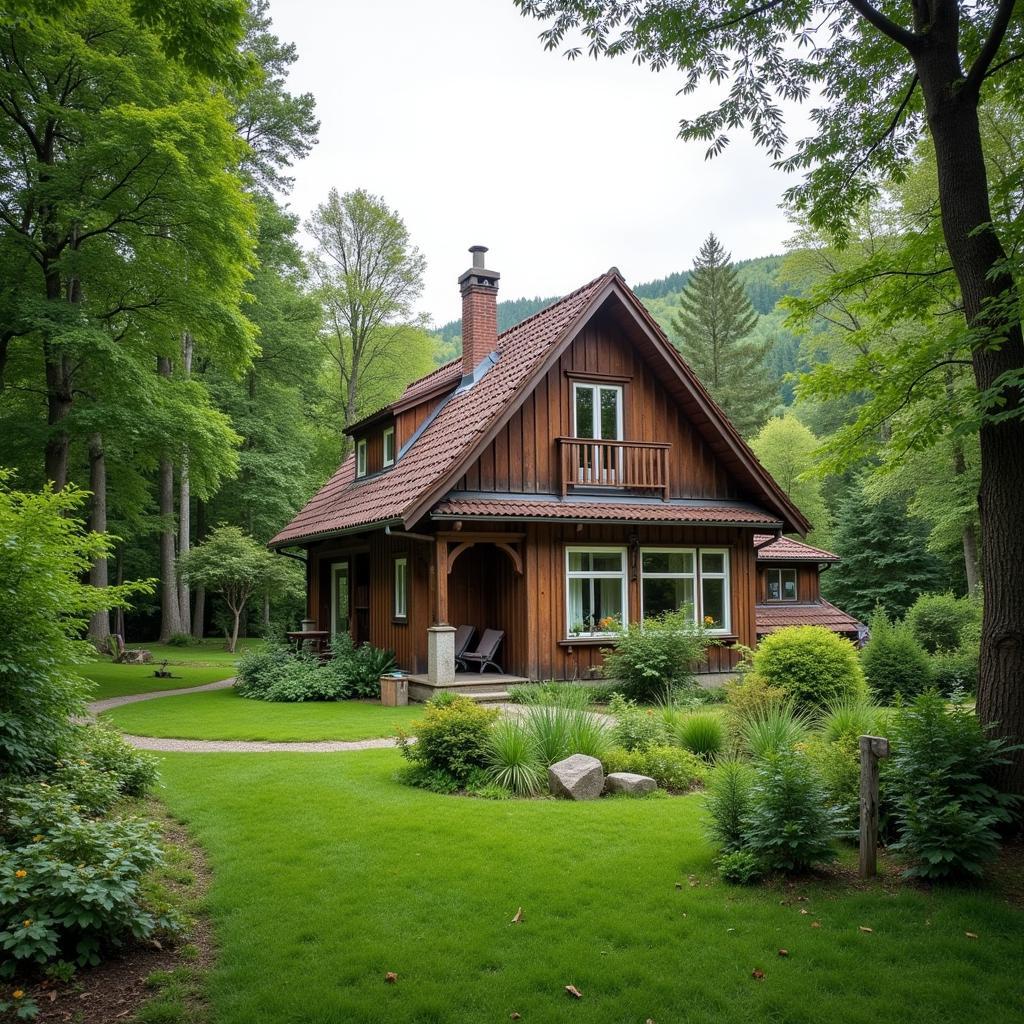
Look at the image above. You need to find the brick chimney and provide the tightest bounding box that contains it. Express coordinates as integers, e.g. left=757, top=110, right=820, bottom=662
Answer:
left=458, top=245, right=499, bottom=377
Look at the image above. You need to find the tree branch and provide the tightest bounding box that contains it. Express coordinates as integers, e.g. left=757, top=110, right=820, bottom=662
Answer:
left=844, top=0, right=921, bottom=51
left=983, top=50, right=1024, bottom=81
left=965, top=0, right=1017, bottom=94
left=847, top=73, right=919, bottom=182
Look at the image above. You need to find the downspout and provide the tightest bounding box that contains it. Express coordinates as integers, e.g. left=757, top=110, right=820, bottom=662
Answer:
left=753, top=529, right=782, bottom=552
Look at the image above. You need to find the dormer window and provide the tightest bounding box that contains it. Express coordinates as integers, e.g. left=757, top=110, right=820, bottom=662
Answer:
left=383, top=426, right=395, bottom=467
left=766, top=568, right=797, bottom=602
left=356, top=438, right=367, bottom=478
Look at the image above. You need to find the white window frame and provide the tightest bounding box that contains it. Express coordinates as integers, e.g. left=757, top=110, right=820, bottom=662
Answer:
left=571, top=381, right=623, bottom=440
left=639, top=547, right=697, bottom=624
left=564, top=545, right=628, bottom=638
left=383, top=426, right=395, bottom=468
left=393, top=556, right=408, bottom=621
left=766, top=567, right=798, bottom=603
left=698, top=548, right=731, bottom=634
left=355, top=438, right=367, bottom=478
left=639, top=546, right=732, bottom=635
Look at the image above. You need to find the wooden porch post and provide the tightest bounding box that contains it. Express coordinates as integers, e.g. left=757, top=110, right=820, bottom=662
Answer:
left=434, top=537, right=448, bottom=625
left=426, top=537, right=454, bottom=686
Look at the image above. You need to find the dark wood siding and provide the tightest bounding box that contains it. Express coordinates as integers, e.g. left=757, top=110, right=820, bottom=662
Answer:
left=756, top=563, right=821, bottom=604
left=452, top=311, right=739, bottom=500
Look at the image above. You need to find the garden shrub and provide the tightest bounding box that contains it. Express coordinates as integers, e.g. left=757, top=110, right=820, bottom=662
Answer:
left=803, top=736, right=860, bottom=836
left=740, top=703, right=810, bottom=759
left=321, top=634, right=396, bottom=699
left=602, top=609, right=715, bottom=701
left=396, top=696, right=497, bottom=783
left=723, top=672, right=786, bottom=746
left=608, top=693, right=666, bottom=752
left=885, top=691, right=1020, bottom=880
left=704, top=759, right=754, bottom=852
left=603, top=745, right=708, bottom=792
left=753, top=626, right=866, bottom=712
left=716, top=850, right=763, bottom=885
left=165, top=632, right=202, bottom=647
left=507, top=681, right=617, bottom=706
left=0, top=780, right=178, bottom=977
left=524, top=701, right=611, bottom=764
left=904, top=592, right=980, bottom=654
left=741, top=749, right=840, bottom=873
left=861, top=609, right=932, bottom=702
left=484, top=719, right=543, bottom=796
left=815, top=696, right=879, bottom=745
left=63, top=724, right=159, bottom=798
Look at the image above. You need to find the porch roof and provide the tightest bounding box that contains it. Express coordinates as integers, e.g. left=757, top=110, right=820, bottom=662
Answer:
left=431, top=496, right=783, bottom=528
left=753, top=534, right=840, bottom=562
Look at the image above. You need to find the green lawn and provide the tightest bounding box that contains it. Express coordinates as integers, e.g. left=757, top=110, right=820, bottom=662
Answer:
left=156, top=751, right=1023, bottom=1024
left=72, top=638, right=256, bottom=699
left=103, top=687, right=421, bottom=740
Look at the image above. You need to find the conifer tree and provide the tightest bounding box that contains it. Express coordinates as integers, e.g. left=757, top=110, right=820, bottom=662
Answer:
left=670, top=234, right=775, bottom=436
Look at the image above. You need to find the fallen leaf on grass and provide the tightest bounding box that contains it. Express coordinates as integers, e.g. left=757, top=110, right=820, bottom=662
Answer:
left=510, top=1014, right=522, bottom=1020
left=385, top=972, right=398, bottom=984
left=565, top=985, right=583, bottom=999
left=810, top=921, right=821, bottom=929
left=799, top=909, right=809, bottom=915
left=752, top=969, right=765, bottom=981
left=511, top=907, right=524, bottom=925
left=777, top=949, right=789, bottom=958
left=675, top=882, right=683, bottom=890
left=858, top=926, right=873, bottom=934
left=965, top=932, right=978, bottom=939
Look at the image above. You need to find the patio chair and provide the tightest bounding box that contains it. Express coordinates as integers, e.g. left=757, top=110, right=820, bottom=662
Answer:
left=460, top=628, right=505, bottom=674
left=453, top=624, right=476, bottom=671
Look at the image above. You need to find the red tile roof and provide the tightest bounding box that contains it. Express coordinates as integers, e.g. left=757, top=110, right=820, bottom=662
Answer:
left=432, top=497, right=783, bottom=527
left=754, top=534, right=839, bottom=562
left=755, top=600, right=864, bottom=636
left=270, top=273, right=611, bottom=546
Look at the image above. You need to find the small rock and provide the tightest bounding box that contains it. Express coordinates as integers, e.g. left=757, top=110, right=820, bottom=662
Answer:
left=605, top=771, right=657, bottom=795
left=548, top=754, right=604, bottom=800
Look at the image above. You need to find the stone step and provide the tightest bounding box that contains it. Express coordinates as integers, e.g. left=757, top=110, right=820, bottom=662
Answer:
left=408, top=682, right=510, bottom=704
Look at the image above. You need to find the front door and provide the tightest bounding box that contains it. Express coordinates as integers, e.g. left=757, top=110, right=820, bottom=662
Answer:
left=573, top=381, right=623, bottom=484
left=330, top=561, right=350, bottom=638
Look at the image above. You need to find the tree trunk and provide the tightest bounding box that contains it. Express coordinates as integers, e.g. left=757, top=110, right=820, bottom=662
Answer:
left=262, top=590, right=271, bottom=629
left=919, top=57, right=1024, bottom=795
left=191, top=497, right=206, bottom=639
left=962, top=524, right=981, bottom=596
left=86, top=432, right=110, bottom=648
left=43, top=345, right=73, bottom=489
left=177, top=332, right=193, bottom=629
left=229, top=606, right=241, bottom=654
left=157, top=355, right=183, bottom=642
left=113, top=546, right=125, bottom=641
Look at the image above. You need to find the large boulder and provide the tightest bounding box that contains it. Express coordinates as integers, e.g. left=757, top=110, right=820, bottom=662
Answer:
left=118, top=648, right=152, bottom=665
left=548, top=754, right=604, bottom=800
left=605, top=772, right=657, bottom=796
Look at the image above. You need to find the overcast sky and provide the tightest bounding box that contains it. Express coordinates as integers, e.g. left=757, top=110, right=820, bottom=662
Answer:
left=269, top=0, right=809, bottom=327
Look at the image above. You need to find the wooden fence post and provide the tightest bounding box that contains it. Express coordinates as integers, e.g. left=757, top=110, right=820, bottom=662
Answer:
left=858, top=735, right=890, bottom=879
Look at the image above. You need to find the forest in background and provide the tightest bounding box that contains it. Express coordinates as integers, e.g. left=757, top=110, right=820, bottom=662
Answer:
left=0, top=0, right=992, bottom=649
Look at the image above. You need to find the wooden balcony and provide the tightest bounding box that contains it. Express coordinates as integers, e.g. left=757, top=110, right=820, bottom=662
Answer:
left=557, top=437, right=671, bottom=500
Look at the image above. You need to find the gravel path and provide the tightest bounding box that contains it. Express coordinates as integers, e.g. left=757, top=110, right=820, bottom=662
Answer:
left=88, top=676, right=401, bottom=753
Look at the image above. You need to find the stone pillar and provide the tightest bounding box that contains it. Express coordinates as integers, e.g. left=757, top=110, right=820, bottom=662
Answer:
left=427, top=625, right=456, bottom=686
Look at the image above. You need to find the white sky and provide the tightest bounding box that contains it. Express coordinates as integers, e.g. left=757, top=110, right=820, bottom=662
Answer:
left=269, top=0, right=810, bottom=327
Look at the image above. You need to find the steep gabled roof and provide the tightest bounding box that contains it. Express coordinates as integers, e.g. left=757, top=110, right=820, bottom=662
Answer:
left=754, top=534, right=840, bottom=563
left=270, top=270, right=811, bottom=548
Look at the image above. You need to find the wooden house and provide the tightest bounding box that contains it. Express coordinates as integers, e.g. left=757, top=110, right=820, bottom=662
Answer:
left=270, top=247, right=863, bottom=699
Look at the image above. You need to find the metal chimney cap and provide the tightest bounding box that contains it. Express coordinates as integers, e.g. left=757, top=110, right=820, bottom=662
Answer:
left=469, top=244, right=488, bottom=268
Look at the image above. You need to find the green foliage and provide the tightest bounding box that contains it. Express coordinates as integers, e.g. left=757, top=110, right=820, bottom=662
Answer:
left=716, top=850, right=763, bottom=885
left=396, top=697, right=497, bottom=784
left=740, top=704, right=811, bottom=759
left=753, top=626, right=866, bottom=711
left=603, top=745, right=708, bottom=792
left=741, top=749, right=840, bottom=874
left=861, top=609, right=933, bottom=703
left=0, top=477, right=147, bottom=775
left=887, top=692, right=1020, bottom=880
left=670, top=712, right=725, bottom=759
left=506, top=681, right=618, bottom=705
left=723, top=673, right=787, bottom=747
left=166, top=632, right=203, bottom=647
left=0, top=779, right=176, bottom=978
left=803, top=734, right=861, bottom=836
left=905, top=593, right=981, bottom=655
left=929, top=645, right=979, bottom=695
left=63, top=725, right=159, bottom=798
left=669, top=233, right=775, bottom=436
left=748, top=414, right=832, bottom=545
left=815, top=696, right=880, bottom=746
left=608, top=693, right=666, bottom=752
left=821, top=486, right=947, bottom=622
left=484, top=719, right=544, bottom=796
left=524, top=701, right=612, bottom=765
left=602, top=609, right=714, bottom=701
left=704, top=759, right=755, bottom=853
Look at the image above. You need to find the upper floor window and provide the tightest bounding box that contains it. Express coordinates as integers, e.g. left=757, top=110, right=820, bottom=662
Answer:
left=573, top=381, right=622, bottom=441
left=355, top=438, right=367, bottom=478
left=393, top=556, right=408, bottom=621
left=639, top=547, right=731, bottom=634
left=565, top=547, right=627, bottom=637
left=383, top=426, right=395, bottom=467
left=766, top=567, right=797, bottom=602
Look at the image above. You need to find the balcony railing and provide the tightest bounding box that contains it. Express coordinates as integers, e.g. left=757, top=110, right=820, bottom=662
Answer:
left=557, top=437, right=671, bottom=500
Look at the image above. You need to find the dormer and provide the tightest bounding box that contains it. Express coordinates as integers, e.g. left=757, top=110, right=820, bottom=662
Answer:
left=348, top=412, right=398, bottom=479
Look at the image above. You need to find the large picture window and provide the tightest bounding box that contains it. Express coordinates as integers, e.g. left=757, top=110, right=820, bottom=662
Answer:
left=565, top=547, right=627, bottom=637
left=766, top=567, right=797, bottom=602
left=640, top=547, right=731, bottom=634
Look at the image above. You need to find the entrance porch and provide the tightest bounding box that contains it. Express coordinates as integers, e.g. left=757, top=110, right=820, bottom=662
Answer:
left=406, top=671, right=530, bottom=704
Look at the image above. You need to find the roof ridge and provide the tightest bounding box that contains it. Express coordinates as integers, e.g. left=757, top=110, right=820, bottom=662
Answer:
left=496, top=270, right=613, bottom=344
